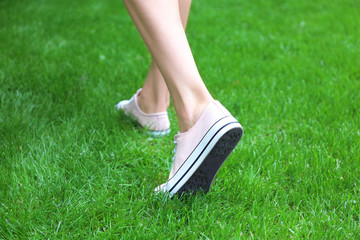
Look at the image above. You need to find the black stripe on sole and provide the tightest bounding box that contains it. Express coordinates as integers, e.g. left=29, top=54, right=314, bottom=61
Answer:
left=176, top=127, right=243, bottom=195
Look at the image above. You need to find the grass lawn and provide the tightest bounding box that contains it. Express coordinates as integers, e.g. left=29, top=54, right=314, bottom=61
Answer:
left=1, top=0, right=359, bottom=238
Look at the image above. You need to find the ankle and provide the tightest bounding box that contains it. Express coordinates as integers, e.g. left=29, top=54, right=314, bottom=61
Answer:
left=137, top=90, right=169, bottom=114
left=177, top=97, right=212, bottom=133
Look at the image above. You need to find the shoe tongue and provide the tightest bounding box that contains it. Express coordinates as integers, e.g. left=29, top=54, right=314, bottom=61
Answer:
left=174, top=131, right=182, bottom=142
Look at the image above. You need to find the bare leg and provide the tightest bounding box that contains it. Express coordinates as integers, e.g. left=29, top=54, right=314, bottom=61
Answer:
left=123, top=0, right=213, bottom=132
left=137, top=0, right=192, bottom=114
left=138, top=61, right=169, bottom=113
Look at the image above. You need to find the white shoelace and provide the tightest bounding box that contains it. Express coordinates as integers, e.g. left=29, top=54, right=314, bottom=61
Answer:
left=172, top=140, right=177, bottom=162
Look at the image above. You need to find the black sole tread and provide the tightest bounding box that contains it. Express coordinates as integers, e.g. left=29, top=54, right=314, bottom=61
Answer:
left=177, top=127, right=243, bottom=195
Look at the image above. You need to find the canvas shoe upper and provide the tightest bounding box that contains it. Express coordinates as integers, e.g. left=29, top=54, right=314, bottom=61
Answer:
left=155, top=100, right=243, bottom=196
left=115, top=89, right=170, bottom=136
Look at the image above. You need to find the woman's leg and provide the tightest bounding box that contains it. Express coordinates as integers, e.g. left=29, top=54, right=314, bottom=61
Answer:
left=137, top=0, right=192, bottom=115
left=123, top=0, right=212, bottom=133
left=123, top=0, right=243, bottom=195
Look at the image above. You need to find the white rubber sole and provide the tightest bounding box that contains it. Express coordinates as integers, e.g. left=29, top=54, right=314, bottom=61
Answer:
left=146, top=128, right=171, bottom=138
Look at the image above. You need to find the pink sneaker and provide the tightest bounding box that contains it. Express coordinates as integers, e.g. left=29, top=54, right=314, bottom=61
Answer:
left=115, top=89, right=171, bottom=137
left=155, top=100, right=243, bottom=196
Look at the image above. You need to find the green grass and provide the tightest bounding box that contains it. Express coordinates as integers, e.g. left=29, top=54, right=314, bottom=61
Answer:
left=1, top=0, right=359, bottom=238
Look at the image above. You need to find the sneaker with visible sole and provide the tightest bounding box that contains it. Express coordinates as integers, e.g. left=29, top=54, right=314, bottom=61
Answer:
left=115, top=89, right=171, bottom=137
left=154, top=100, right=243, bottom=196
